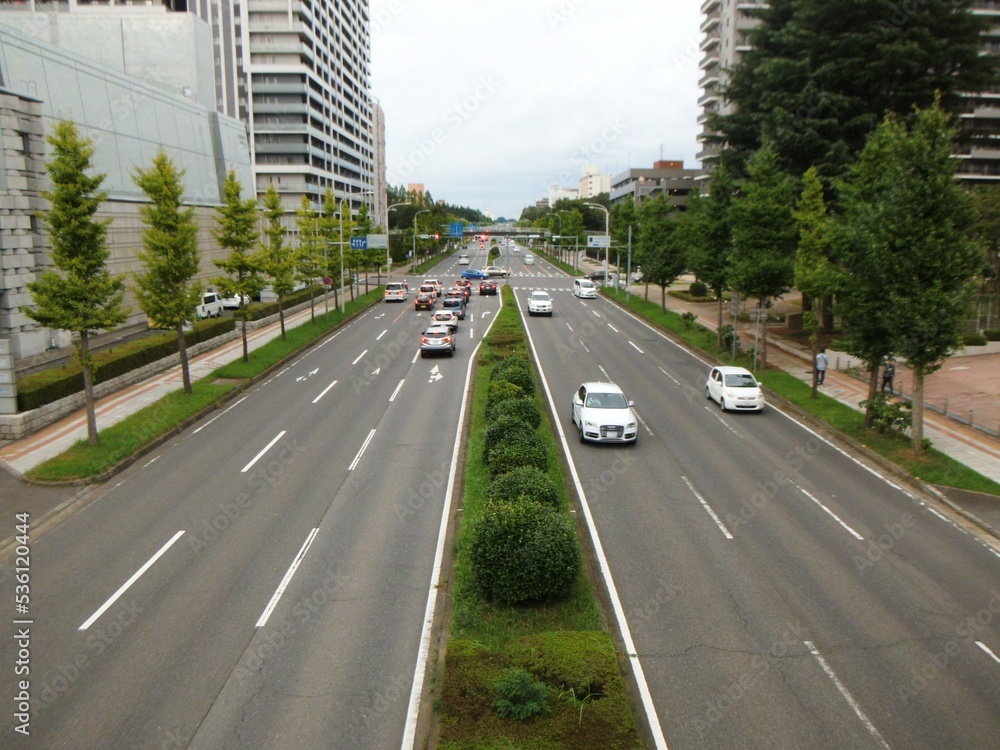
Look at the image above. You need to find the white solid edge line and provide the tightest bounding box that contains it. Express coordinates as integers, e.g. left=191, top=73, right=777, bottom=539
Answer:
left=256, top=528, right=319, bottom=628
left=515, top=292, right=670, bottom=749
left=348, top=428, right=377, bottom=471
left=312, top=379, right=339, bottom=404
left=796, top=484, right=865, bottom=541
left=241, top=431, right=287, bottom=473
left=400, top=287, right=504, bottom=750
left=976, top=640, right=1000, bottom=665
left=805, top=640, right=892, bottom=750
left=682, top=476, right=734, bottom=540
left=79, top=530, right=185, bottom=631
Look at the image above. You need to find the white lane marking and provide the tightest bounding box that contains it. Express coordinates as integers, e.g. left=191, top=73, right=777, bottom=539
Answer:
left=706, top=406, right=741, bottom=436
left=795, top=484, right=865, bottom=541
left=634, top=409, right=654, bottom=436
left=352, top=349, right=368, bottom=365
left=389, top=379, right=405, bottom=402
left=598, top=365, right=611, bottom=380
left=682, top=476, right=734, bottom=540
left=565, top=322, right=574, bottom=332
left=256, top=528, right=319, bottom=628
left=658, top=366, right=681, bottom=386
left=579, top=339, right=590, bottom=353
left=805, top=641, right=892, bottom=750
left=977, top=641, right=1000, bottom=665
left=349, top=429, right=377, bottom=471
left=312, top=380, right=339, bottom=404
left=608, top=323, right=620, bottom=333
left=143, top=456, right=160, bottom=468
left=79, top=531, right=185, bottom=631
left=411, top=350, right=420, bottom=364
left=470, top=328, right=474, bottom=339
left=628, top=340, right=644, bottom=354
left=592, top=309, right=602, bottom=318
left=376, top=329, right=387, bottom=341
left=241, top=431, right=287, bottom=473
left=401, top=284, right=504, bottom=750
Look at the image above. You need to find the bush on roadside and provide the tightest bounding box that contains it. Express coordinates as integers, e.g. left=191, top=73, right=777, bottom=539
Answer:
left=470, top=500, right=581, bottom=604
left=488, top=380, right=524, bottom=406
left=962, top=332, right=988, bottom=347
left=491, top=356, right=535, bottom=396
left=488, top=433, right=548, bottom=477
left=493, top=668, right=550, bottom=721
left=488, top=466, right=559, bottom=508
left=860, top=393, right=912, bottom=435
left=483, top=416, right=535, bottom=464
left=486, top=397, right=542, bottom=429
left=689, top=280, right=708, bottom=297
left=984, top=329, right=1000, bottom=341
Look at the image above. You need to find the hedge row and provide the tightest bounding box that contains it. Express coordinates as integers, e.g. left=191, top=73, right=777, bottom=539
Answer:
left=469, top=354, right=581, bottom=605
left=16, top=317, right=234, bottom=411
left=244, top=284, right=328, bottom=321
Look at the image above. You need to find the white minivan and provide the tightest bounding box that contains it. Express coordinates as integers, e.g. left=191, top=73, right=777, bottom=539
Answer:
left=573, top=278, right=597, bottom=299
left=524, top=254, right=534, bottom=265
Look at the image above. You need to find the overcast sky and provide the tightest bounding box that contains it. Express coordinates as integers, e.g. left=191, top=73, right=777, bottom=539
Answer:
left=369, top=1, right=704, bottom=220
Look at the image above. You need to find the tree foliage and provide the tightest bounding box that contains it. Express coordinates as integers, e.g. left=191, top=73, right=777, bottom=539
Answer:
left=689, top=160, right=736, bottom=345
left=295, top=195, right=325, bottom=321
left=636, top=195, right=686, bottom=311
left=259, top=185, right=296, bottom=339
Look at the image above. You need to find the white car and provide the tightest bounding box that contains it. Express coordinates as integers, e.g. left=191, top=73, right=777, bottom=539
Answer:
left=483, top=266, right=509, bottom=278
left=525, top=254, right=534, bottom=265
left=573, top=278, right=597, bottom=299
left=705, top=365, right=765, bottom=412
left=459, top=254, right=470, bottom=265
left=197, top=292, right=225, bottom=318
left=384, top=282, right=407, bottom=302
left=571, top=382, right=638, bottom=444
left=221, top=293, right=250, bottom=310
left=527, top=290, right=552, bottom=316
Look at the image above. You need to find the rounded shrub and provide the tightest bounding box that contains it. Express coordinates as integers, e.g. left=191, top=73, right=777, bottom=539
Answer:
left=491, top=355, right=531, bottom=382
left=483, top=415, right=535, bottom=464
left=689, top=280, right=709, bottom=297
left=487, top=380, right=524, bottom=406
left=470, top=501, right=582, bottom=604
left=488, top=433, right=548, bottom=477
left=488, top=466, right=559, bottom=508
left=491, top=357, right=535, bottom=396
left=486, top=396, right=541, bottom=429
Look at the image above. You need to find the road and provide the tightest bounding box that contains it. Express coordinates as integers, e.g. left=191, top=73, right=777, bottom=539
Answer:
left=511, top=253, right=1000, bottom=749
left=1, top=242, right=499, bottom=748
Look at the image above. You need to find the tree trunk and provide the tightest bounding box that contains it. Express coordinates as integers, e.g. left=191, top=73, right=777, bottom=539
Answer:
left=716, top=294, right=724, bottom=348
left=863, top=365, right=879, bottom=429
left=759, top=297, right=769, bottom=370
left=309, top=283, right=315, bottom=323
left=176, top=322, right=192, bottom=394
left=911, top=370, right=926, bottom=452
left=822, top=293, right=835, bottom=334
left=78, top=331, right=99, bottom=446
left=644, top=282, right=649, bottom=303
left=278, top=296, right=286, bottom=340
left=660, top=284, right=667, bottom=312
left=241, top=317, right=249, bottom=363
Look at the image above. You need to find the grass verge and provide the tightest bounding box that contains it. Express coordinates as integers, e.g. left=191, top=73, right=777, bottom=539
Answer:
left=436, top=286, right=643, bottom=749
left=24, top=290, right=383, bottom=482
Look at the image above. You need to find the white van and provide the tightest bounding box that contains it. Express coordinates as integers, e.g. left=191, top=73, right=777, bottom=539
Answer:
left=384, top=282, right=407, bottom=302
left=524, top=254, right=534, bottom=265
left=573, top=278, right=597, bottom=299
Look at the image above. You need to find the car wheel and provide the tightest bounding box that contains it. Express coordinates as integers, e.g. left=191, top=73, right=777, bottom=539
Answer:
left=719, top=396, right=727, bottom=412
left=420, top=351, right=426, bottom=358
left=578, top=421, right=586, bottom=444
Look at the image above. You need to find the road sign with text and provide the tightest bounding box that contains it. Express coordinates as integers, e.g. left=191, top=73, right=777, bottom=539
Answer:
left=587, top=235, right=610, bottom=248
left=367, top=234, right=388, bottom=249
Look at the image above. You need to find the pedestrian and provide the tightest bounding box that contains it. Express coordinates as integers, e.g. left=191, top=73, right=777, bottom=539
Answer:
left=815, top=348, right=829, bottom=385
left=881, top=357, right=896, bottom=395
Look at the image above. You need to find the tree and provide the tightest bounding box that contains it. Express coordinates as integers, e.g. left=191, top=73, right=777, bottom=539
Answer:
left=24, top=120, right=127, bottom=446
left=836, top=103, right=984, bottom=450
left=688, top=160, right=735, bottom=346
left=319, top=190, right=339, bottom=308
left=708, top=0, right=998, bottom=190
left=728, top=143, right=798, bottom=369
left=259, top=185, right=296, bottom=340
left=295, top=195, right=324, bottom=322
left=214, top=171, right=264, bottom=363
left=338, top=198, right=358, bottom=302
left=636, top=195, right=686, bottom=312
left=793, top=167, right=841, bottom=398
left=133, top=150, right=201, bottom=394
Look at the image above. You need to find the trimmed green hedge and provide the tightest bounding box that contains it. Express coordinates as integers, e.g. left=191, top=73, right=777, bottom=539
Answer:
left=487, top=380, right=524, bottom=406
left=488, top=433, right=548, bottom=477
left=487, top=466, right=560, bottom=508
left=16, top=317, right=234, bottom=411
left=483, top=415, right=535, bottom=464
left=244, top=284, right=330, bottom=321
left=984, top=329, right=1000, bottom=341
left=486, top=396, right=542, bottom=430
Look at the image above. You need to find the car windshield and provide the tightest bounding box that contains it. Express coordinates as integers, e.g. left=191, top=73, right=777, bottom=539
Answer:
left=531, top=293, right=549, bottom=301
left=586, top=392, right=629, bottom=409
left=724, top=373, right=758, bottom=388
left=580, top=280, right=594, bottom=288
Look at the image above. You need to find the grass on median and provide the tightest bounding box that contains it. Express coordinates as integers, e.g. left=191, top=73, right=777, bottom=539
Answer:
left=24, top=291, right=383, bottom=482
left=602, top=288, right=1000, bottom=497
left=436, top=286, right=642, bottom=750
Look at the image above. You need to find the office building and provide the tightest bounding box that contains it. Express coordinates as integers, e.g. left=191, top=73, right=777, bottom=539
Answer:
left=610, top=161, right=700, bottom=210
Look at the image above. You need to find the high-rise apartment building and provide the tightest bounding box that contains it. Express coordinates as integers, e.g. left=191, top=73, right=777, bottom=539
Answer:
left=697, top=0, right=1000, bottom=183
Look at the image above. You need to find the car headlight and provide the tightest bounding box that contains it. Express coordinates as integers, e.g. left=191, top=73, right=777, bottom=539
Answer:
left=584, top=420, right=597, bottom=428
left=627, top=422, right=636, bottom=429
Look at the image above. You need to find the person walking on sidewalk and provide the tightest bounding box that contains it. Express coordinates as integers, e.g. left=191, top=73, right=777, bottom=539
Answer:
left=881, top=357, right=896, bottom=395
left=816, top=348, right=829, bottom=385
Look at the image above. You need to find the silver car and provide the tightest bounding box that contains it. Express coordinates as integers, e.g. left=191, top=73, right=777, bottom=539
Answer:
left=571, top=382, right=638, bottom=444
left=420, top=324, right=456, bottom=357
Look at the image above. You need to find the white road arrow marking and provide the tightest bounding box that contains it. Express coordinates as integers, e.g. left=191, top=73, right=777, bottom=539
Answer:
left=295, top=368, right=319, bottom=382
left=429, top=365, right=443, bottom=383
left=372, top=367, right=381, bottom=376
left=481, top=310, right=492, bottom=317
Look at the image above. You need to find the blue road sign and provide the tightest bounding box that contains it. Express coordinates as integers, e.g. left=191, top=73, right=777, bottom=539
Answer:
left=350, top=236, right=367, bottom=250
left=450, top=222, right=464, bottom=237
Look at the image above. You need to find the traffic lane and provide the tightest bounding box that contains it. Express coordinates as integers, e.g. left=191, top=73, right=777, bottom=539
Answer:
left=187, top=313, right=479, bottom=748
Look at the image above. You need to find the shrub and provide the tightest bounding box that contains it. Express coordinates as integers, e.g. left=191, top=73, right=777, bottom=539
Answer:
left=470, top=501, right=581, bottom=604
left=689, top=280, right=708, bottom=297
left=486, top=397, right=541, bottom=429
left=984, top=329, right=1000, bottom=341
left=483, top=416, right=535, bottom=464
left=491, top=357, right=534, bottom=396
left=493, top=668, right=549, bottom=722
left=719, top=324, right=741, bottom=354
left=487, top=380, right=524, bottom=406
left=488, top=466, right=559, bottom=508
left=860, top=393, right=912, bottom=434
left=680, top=311, right=698, bottom=328
left=488, top=433, right=548, bottom=477
left=963, top=333, right=988, bottom=347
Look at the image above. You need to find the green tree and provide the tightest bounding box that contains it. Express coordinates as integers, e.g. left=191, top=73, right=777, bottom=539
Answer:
left=133, top=150, right=201, bottom=395
left=793, top=166, right=841, bottom=397
left=636, top=195, right=686, bottom=312
left=837, top=103, right=984, bottom=450
left=295, top=195, right=324, bottom=322
left=259, top=185, right=296, bottom=340
left=969, top=185, right=1000, bottom=322
left=708, top=0, right=998, bottom=189
left=688, top=161, right=736, bottom=346
left=213, top=171, right=264, bottom=363
left=728, top=143, right=798, bottom=369
left=24, top=121, right=127, bottom=446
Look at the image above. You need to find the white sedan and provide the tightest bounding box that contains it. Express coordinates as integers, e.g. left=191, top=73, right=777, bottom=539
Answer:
left=705, top=365, right=765, bottom=412
left=571, top=382, right=638, bottom=444
left=527, top=290, right=552, bottom=316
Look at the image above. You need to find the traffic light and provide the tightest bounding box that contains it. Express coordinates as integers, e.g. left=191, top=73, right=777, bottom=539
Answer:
left=434, top=233, right=440, bottom=240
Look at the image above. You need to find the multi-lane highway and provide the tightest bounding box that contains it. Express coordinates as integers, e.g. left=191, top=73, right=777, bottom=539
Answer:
left=4, top=240, right=998, bottom=749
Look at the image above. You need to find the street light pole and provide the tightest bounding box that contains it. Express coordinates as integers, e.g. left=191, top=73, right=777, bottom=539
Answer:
left=412, top=209, right=430, bottom=274
left=385, top=201, right=411, bottom=280
left=584, top=203, right=610, bottom=286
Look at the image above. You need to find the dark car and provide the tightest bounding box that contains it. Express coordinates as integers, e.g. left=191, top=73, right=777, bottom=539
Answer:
left=479, top=280, right=498, bottom=295
left=461, top=268, right=490, bottom=280
left=414, top=292, right=435, bottom=311
left=441, top=295, right=467, bottom=319
left=584, top=270, right=607, bottom=282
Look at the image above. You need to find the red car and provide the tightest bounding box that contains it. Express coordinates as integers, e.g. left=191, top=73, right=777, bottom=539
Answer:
left=479, top=280, right=498, bottom=295
left=414, top=292, right=435, bottom=310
